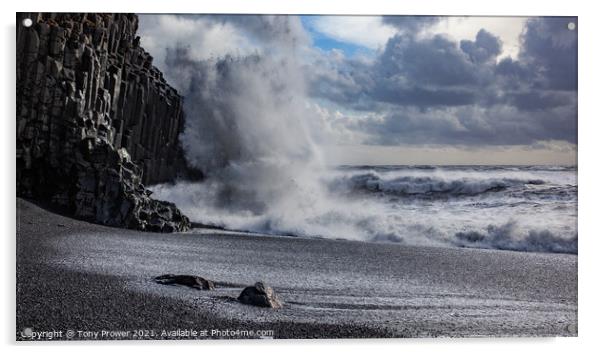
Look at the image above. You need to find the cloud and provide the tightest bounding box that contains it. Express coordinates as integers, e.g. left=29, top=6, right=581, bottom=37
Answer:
left=518, top=17, right=578, bottom=90
left=494, top=17, right=577, bottom=91
left=379, top=34, right=482, bottom=86
left=306, top=17, right=577, bottom=147
left=304, top=49, right=376, bottom=109
left=357, top=104, right=577, bottom=146
left=504, top=91, right=575, bottom=111
left=460, top=29, right=502, bottom=64
left=425, top=16, right=527, bottom=60
left=309, top=31, right=500, bottom=109
left=381, top=15, right=442, bottom=34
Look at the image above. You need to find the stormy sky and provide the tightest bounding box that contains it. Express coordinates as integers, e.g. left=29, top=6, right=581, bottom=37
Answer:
left=138, top=15, right=577, bottom=165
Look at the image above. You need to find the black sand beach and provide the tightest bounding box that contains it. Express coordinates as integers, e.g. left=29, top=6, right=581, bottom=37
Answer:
left=16, top=198, right=577, bottom=340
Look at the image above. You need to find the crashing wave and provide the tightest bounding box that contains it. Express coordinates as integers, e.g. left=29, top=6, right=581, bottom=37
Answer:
left=454, top=221, right=577, bottom=254
left=332, top=172, right=546, bottom=197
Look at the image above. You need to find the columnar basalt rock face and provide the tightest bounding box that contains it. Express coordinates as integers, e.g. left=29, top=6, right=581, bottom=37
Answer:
left=16, top=13, right=190, bottom=232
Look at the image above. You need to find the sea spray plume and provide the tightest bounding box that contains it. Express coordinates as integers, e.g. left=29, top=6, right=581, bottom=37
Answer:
left=167, top=52, right=319, bottom=168
left=163, top=49, right=324, bottom=214
left=154, top=48, right=394, bottom=239
left=212, top=15, right=310, bottom=49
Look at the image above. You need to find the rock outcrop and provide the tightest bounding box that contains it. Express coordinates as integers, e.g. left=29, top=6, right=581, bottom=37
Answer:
left=154, top=274, right=216, bottom=290
left=16, top=13, right=191, bottom=232
left=238, top=282, right=283, bottom=308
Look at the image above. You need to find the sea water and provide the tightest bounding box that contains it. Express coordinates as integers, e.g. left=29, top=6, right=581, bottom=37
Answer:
left=151, top=165, right=577, bottom=254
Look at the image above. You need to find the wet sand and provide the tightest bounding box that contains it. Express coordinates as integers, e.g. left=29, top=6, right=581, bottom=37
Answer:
left=16, top=198, right=577, bottom=340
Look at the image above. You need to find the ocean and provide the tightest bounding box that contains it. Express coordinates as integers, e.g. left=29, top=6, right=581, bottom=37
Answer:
left=151, top=165, right=577, bottom=254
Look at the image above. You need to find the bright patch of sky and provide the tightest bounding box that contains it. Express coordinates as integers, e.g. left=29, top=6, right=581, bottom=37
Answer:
left=301, top=15, right=396, bottom=54
left=426, top=16, right=528, bottom=60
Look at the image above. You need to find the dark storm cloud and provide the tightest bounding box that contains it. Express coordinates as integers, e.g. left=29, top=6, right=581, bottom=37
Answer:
left=309, top=17, right=577, bottom=146
left=305, top=53, right=377, bottom=109
left=356, top=103, right=577, bottom=146
left=494, top=57, right=534, bottom=87
left=371, top=82, right=478, bottom=108
left=311, top=32, right=499, bottom=109
left=516, top=17, right=577, bottom=91
left=504, top=91, right=575, bottom=111
left=381, top=15, right=442, bottom=33
left=378, top=34, right=484, bottom=86
left=460, top=29, right=502, bottom=64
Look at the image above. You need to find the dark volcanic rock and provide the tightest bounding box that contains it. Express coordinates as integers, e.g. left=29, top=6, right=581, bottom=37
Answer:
left=16, top=13, right=191, bottom=232
left=238, top=282, right=283, bottom=308
left=154, top=274, right=215, bottom=290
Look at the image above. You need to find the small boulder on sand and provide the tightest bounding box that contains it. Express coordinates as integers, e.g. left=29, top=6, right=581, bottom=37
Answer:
left=154, top=274, right=215, bottom=290
left=238, top=282, right=283, bottom=308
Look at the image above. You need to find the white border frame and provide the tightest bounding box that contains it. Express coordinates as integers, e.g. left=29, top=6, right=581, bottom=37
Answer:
left=2, top=1, right=599, bottom=353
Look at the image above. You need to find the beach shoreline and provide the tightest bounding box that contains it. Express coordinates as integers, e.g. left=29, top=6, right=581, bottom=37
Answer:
left=16, top=198, right=577, bottom=340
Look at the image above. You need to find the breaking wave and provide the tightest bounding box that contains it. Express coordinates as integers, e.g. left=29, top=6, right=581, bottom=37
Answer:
left=329, top=172, right=546, bottom=197
left=454, top=221, right=577, bottom=254
left=151, top=165, right=577, bottom=255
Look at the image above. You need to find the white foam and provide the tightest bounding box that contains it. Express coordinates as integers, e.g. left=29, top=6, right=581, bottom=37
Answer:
left=151, top=166, right=577, bottom=254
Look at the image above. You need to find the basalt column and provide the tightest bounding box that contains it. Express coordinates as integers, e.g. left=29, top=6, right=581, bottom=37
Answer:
left=16, top=13, right=190, bottom=232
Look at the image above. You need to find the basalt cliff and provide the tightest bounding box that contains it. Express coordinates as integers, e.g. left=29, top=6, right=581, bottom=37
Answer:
left=16, top=13, right=191, bottom=232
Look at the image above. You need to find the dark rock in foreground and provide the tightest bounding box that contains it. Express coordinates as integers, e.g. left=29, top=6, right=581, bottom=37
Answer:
left=238, top=282, right=283, bottom=308
left=154, top=274, right=215, bottom=290
left=16, top=13, right=191, bottom=232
